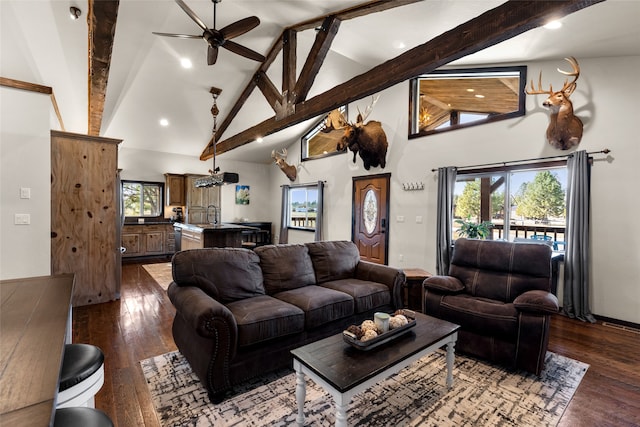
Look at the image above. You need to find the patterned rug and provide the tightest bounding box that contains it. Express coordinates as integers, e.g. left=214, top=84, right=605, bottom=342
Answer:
left=142, top=262, right=172, bottom=291
left=140, top=349, right=588, bottom=426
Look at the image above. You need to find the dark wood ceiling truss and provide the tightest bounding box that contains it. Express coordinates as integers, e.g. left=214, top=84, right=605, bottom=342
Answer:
left=200, top=0, right=421, bottom=160
left=200, top=0, right=602, bottom=160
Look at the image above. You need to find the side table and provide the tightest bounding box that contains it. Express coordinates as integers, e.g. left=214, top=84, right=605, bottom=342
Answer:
left=403, top=268, right=432, bottom=312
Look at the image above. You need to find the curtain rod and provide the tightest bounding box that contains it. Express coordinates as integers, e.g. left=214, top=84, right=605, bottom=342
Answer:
left=431, top=149, right=611, bottom=172
left=280, top=180, right=326, bottom=188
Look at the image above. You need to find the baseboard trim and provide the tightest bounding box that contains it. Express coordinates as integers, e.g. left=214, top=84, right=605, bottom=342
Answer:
left=595, top=315, right=640, bottom=333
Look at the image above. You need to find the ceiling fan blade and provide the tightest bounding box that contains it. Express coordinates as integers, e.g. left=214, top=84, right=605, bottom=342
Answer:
left=220, top=16, right=260, bottom=40
left=207, top=45, right=219, bottom=65
left=222, top=40, right=265, bottom=62
left=152, top=32, right=202, bottom=39
left=175, top=0, right=209, bottom=32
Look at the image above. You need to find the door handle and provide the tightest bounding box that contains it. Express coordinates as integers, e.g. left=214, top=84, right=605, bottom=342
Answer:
left=381, top=218, right=386, bottom=233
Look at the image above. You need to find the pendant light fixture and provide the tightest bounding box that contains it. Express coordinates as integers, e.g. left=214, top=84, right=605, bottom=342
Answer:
left=194, top=87, right=239, bottom=187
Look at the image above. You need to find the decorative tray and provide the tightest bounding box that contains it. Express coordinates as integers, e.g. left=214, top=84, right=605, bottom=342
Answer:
left=343, top=310, right=417, bottom=351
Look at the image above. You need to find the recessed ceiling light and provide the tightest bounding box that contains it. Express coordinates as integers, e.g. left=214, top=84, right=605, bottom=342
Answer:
left=393, top=41, right=406, bottom=49
left=256, top=137, right=263, bottom=143
left=159, top=118, right=169, bottom=127
left=180, top=58, right=193, bottom=69
left=544, top=20, right=562, bottom=30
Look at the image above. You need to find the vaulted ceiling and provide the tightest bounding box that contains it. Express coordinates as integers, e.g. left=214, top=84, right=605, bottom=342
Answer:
left=2, top=1, right=639, bottom=163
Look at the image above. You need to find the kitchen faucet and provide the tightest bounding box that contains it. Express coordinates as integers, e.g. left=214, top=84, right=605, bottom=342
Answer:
left=207, top=205, right=219, bottom=225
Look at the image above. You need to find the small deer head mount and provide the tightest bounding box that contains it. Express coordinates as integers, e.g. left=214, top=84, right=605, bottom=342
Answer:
left=271, top=148, right=297, bottom=181
left=526, top=56, right=584, bottom=150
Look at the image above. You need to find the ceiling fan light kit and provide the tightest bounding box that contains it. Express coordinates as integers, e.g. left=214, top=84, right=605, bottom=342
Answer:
left=194, top=87, right=239, bottom=188
left=153, top=0, right=265, bottom=66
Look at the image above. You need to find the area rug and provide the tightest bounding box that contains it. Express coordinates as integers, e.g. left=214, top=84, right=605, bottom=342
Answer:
left=140, top=349, right=588, bottom=426
left=142, top=262, right=172, bottom=291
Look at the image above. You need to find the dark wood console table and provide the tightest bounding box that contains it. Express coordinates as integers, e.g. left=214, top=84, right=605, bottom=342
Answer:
left=0, top=274, right=74, bottom=426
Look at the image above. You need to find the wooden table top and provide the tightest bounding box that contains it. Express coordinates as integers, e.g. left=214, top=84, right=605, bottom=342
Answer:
left=291, top=312, right=459, bottom=392
left=0, top=274, right=74, bottom=426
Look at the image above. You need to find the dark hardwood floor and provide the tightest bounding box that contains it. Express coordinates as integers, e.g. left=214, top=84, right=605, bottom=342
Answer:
left=73, top=262, right=640, bottom=427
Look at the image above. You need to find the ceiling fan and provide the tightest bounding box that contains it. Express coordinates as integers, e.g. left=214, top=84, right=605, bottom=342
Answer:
left=153, top=0, right=265, bottom=66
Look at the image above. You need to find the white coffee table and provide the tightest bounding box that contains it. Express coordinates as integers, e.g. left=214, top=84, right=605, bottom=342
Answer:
left=291, top=312, right=459, bottom=427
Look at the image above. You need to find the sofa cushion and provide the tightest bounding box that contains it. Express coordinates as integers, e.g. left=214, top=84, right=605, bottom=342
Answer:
left=254, top=244, right=316, bottom=294
left=172, top=248, right=265, bottom=303
left=306, top=240, right=360, bottom=284
left=320, top=279, right=390, bottom=313
left=226, top=295, right=305, bottom=347
left=424, top=292, right=518, bottom=339
left=273, top=285, right=354, bottom=329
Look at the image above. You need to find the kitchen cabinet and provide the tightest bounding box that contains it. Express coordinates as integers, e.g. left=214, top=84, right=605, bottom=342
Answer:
left=51, top=130, right=122, bottom=306
left=180, top=228, right=203, bottom=250
left=184, top=174, right=221, bottom=224
left=121, top=224, right=175, bottom=258
left=165, top=173, right=185, bottom=206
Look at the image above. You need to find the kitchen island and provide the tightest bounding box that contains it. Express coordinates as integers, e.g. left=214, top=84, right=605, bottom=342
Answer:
left=174, top=222, right=260, bottom=249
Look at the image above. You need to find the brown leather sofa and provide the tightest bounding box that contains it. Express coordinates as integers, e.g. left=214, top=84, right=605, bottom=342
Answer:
left=423, top=238, right=558, bottom=375
left=168, top=240, right=405, bottom=402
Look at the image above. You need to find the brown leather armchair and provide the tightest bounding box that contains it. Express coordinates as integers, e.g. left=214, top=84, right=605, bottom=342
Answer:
left=423, top=238, right=558, bottom=375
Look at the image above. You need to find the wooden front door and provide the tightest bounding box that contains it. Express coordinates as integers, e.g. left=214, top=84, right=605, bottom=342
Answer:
left=352, top=174, right=390, bottom=264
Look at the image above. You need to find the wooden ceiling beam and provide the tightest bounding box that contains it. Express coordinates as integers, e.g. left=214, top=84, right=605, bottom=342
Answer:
left=87, top=0, right=119, bottom=136
left=294, top=15, right=342, bottom=103
left=282, top=29, right=297, bottom=99
left=206, top=0, right=602, bottom=157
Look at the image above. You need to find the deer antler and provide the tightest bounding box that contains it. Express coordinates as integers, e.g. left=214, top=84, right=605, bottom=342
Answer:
left=557, top=56, right=580, bottom=95
left=356, top=95, right=380, bottom=125
left=526, top=57, right=580, bottom=96
left=526, top=71, right=553, bottom=95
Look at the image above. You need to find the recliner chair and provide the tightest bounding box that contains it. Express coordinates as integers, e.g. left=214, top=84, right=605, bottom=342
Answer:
left=423, top=238, right=558, bottom=375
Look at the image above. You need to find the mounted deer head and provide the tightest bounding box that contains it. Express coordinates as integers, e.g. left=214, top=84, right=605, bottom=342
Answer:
left=526, top=56, right=584, bottom=150
left=271, top=148, right=297, bottom=181
left=336, top=96, right=388, bottom=170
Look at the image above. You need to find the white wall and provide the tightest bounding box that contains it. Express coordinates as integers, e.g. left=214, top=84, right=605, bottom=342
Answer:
left=267, top=56, right=640, bottom=324
left=0, top=87, right=52, bottom=279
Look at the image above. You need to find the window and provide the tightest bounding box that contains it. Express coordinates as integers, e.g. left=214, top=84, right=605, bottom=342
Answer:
left=409, top=66, right=526, bottom=138
left=287, top=186, right=318, bottom=230
left=454, top=162, right=567, bottom=250
left=122, top=181, right=163, bottom=218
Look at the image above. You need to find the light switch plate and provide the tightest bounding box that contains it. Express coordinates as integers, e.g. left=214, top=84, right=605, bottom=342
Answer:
left=15, top=213, right=30, bottom=225
left=20, top=187, right=31, bottom=199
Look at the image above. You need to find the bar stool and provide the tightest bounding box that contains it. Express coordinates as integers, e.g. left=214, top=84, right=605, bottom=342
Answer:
left=54, top=407, right=113, bottom=427
left=57, top=344, right=105, bottom=408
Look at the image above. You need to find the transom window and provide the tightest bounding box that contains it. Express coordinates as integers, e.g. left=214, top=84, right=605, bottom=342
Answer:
left=454, top=162, right=567, bottom=250
left=409, top=66, right=526, bottom=138
left=122, top=181, right=163, bottom=218
left=287, top=186, right=318, bottom=230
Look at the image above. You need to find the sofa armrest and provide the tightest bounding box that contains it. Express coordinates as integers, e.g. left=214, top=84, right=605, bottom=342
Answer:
left=355, top=261, right=405, bottom=309
left=513, top=290, right=559, bottom=314
left=423, top=275, right=465, bottom=294
left=168, top=282, right=238, bottom=346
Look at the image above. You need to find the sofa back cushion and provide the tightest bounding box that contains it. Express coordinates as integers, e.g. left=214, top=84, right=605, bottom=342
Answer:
left=449, top=238, right=552, bottom=302
left=306, top=240, right=360, bottom=284
left=254, top=244, right=316, bottom=294
left=172, top=248, right=265, bottom=303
